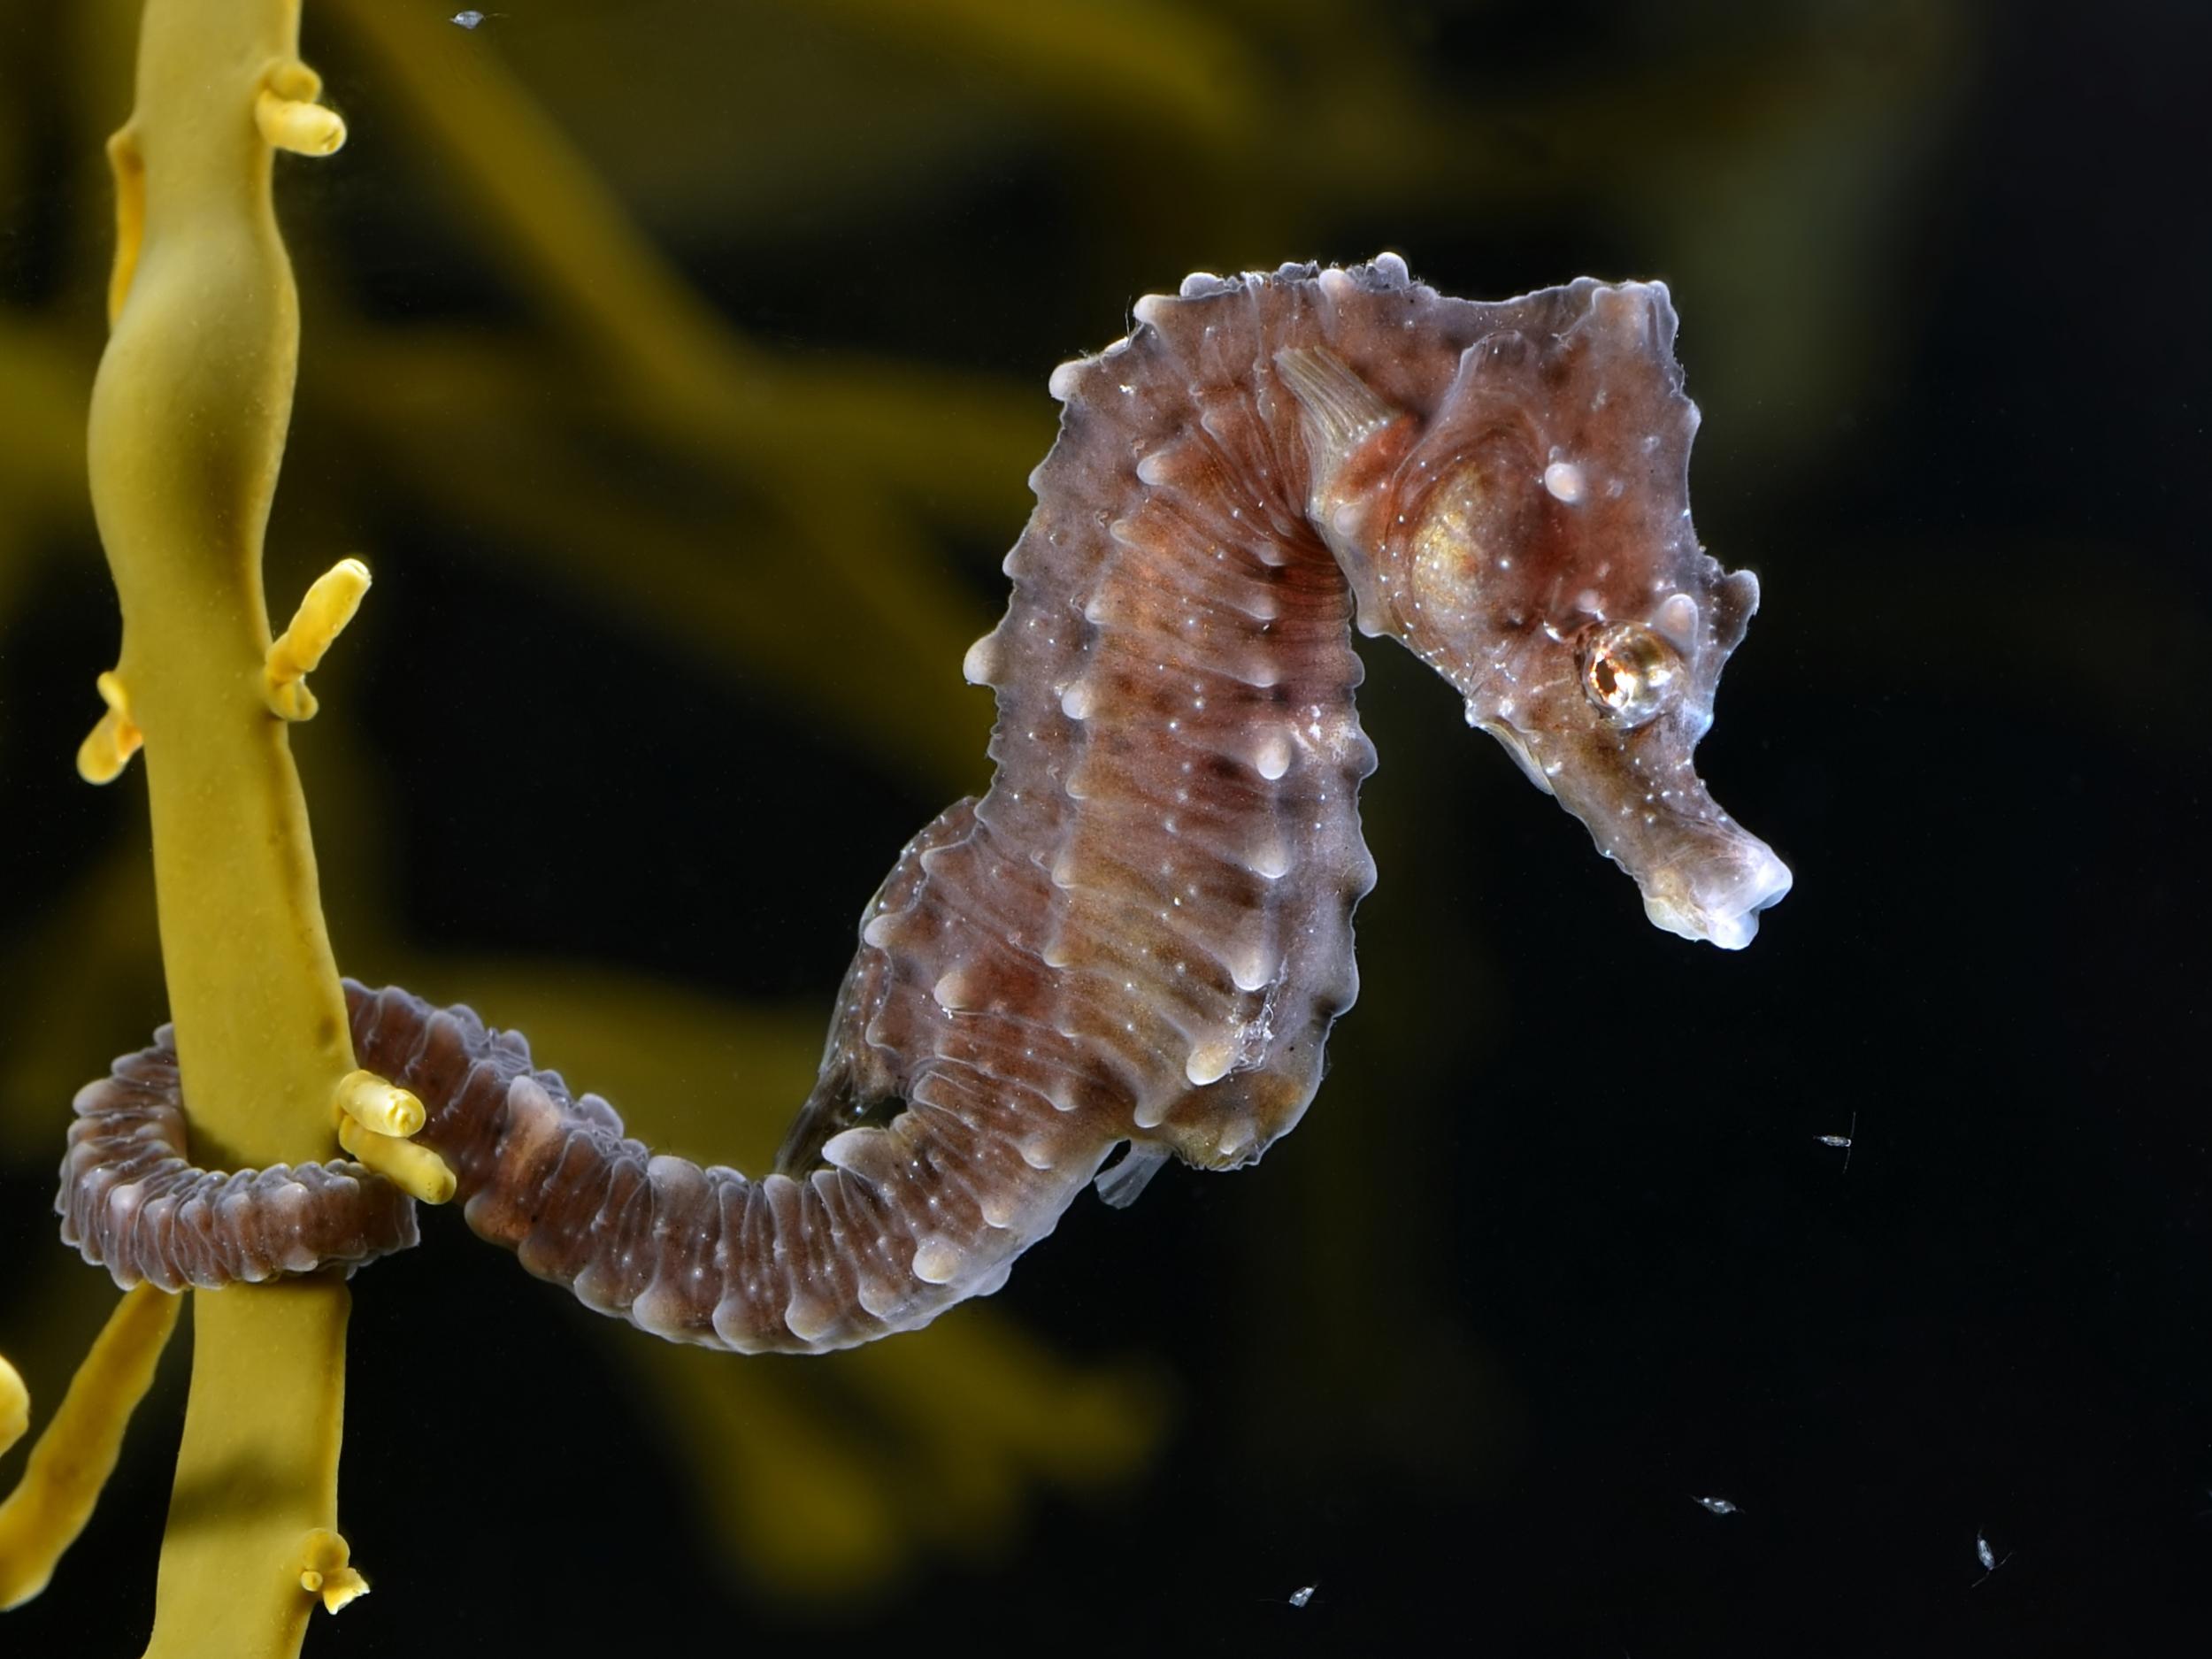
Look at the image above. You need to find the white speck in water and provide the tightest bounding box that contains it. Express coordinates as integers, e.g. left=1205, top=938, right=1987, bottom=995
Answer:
left=1816, top=1110, right=1858, bottom=1173
left=1694, top=1495, right=1740, bottom=1516
left=1543, top=461, right=1586, bottom=503
left=449, top=9, right=487, bottom=27
left=1971, top=1529, right=2013, bottom=1585
left=1287, top=1585, right=1317, bottom=1609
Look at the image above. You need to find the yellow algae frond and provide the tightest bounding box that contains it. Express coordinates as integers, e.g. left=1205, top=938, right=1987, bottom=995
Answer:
left=265, top=557, right=372, bottom=721
left=296, top=1528, right=368, bottom=1615
left=76, top=1, right=369, bottom=1653
left=333, top=1068, right=426, bottom=1140
left=0, top=1356, right=26, bottom=1459
left=0, top=1286, right=180, bottom=1611
left=76, top=670, right=142, bottom=784
left=256, top=62, right=347, bottom=158
left=337, top=1113, right=457, bottom=1206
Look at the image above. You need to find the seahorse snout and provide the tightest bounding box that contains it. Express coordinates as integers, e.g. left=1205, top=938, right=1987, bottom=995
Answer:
left=1635, top=826, right=1793, bottom=951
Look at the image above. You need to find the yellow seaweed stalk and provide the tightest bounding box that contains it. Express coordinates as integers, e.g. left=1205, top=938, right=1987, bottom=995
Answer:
left=0, top=1287, right=180, bottom=1611
left=0, top=1, right=442, bottom=1653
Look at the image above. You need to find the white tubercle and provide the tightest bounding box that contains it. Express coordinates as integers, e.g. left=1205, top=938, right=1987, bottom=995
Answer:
left=1247, top=837, right=1292, bottom=880
left=962, top=633, right=999, bottom=685
left=910, top=1237, right=963, bottom=1285
left=932, top=972, right=972, bottom=1011
left=1254, top=732, right=1293, bottom=780
left=1060, top=680, right=1095, bottom=720
left=856, top=1276, right=904, bottom=1320
left=1653, top=592, right=1701, bottom=650
left=1543, top=461, right=1586, bottom=503
left=1185, top=1041, right=1236, bottom=1087
left=1230, top=942, right=1279, bottom=993
left=784, top=1293, right=837, bottom=1344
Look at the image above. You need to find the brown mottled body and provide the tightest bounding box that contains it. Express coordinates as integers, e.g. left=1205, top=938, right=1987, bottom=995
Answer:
left=58, top=258, right=1787, bottom=1350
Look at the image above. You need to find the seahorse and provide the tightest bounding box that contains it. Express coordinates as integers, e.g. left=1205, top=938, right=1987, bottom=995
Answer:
left=58, top=257, right=1790, bottom=1352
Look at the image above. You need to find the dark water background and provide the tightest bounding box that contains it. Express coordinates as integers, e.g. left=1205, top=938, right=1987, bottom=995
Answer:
left=2, top=2, right=2207, bottom=1654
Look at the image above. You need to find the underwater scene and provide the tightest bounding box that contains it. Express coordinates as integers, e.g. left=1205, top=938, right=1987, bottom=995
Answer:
left=0, top=2, right=2205, bottom=1655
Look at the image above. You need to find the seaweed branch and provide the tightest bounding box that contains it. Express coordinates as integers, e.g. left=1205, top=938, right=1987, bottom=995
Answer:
left=0, top=2, right=444, bottom=1652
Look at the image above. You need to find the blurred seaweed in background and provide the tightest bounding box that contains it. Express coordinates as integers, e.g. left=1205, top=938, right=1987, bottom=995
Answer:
left=4, top=1, right=2208, bottom=1654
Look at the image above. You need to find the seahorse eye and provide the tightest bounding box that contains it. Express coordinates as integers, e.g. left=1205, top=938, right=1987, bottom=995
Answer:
left=1579, top=621, right=1683, bottom=728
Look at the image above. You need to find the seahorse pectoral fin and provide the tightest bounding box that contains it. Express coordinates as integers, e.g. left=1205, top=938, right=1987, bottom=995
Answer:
left=1093, top=1141, right=1170, bottom=1210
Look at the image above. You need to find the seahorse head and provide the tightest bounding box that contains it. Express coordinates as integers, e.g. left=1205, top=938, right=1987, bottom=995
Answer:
left=1281, top=277, right=1791, bottom=949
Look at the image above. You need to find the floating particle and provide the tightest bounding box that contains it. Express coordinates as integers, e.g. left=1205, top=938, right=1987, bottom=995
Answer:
left=1815, top=1110, right=1858, bottom=1173
left=1972, top=1529, right=2012, bottom=1585
left=1287, top=1585, right=1317, bottom=1609
left=1693, top=1495, right=1740, bottom=1516
left=450, top=9, right=485, bottom=27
